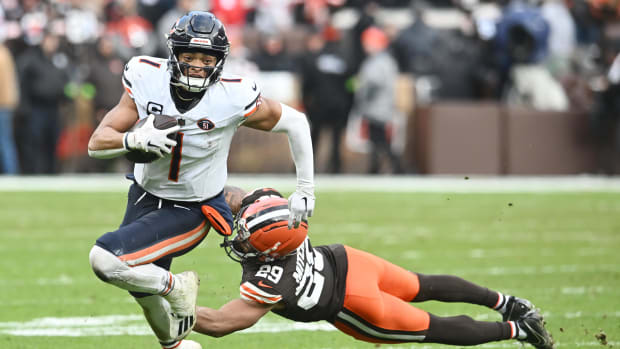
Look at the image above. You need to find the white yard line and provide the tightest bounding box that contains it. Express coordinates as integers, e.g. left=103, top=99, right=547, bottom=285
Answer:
left=1, top=174, right=620, bottom=192
left=0, top=315, right=336, bottom=337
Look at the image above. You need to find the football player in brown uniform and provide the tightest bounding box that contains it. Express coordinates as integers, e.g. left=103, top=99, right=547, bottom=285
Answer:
left=194, top=187, right=554, bottom=349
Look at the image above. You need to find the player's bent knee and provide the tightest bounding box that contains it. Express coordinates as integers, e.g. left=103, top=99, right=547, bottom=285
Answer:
left=89, top=245, right=125, bottom=283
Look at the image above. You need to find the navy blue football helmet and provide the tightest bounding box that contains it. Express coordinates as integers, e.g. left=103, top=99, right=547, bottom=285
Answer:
left=167, top=11, right=230, bottom=92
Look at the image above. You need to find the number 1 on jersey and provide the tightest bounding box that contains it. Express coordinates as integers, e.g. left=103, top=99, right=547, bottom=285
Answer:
left=168, top=132, right=184, bottom=181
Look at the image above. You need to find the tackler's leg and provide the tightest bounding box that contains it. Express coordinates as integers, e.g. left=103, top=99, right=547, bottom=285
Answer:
left=414, top=273, right=539, bottom=323
left=332, top=246, right=429, bottom=344
left=332, top=247, right=519, bottom=346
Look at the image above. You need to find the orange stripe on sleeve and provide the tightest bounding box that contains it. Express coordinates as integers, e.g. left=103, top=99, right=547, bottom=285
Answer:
left=241, top=292, right=268, bottom=304
left=240, top=283, right=282, bottom=303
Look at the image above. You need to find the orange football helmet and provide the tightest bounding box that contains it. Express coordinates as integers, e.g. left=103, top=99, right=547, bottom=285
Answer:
left=222, top=191, right=308, bottom=263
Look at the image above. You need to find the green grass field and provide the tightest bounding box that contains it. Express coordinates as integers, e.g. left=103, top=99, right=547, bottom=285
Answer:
left=1, top=185, right=619, bottom=348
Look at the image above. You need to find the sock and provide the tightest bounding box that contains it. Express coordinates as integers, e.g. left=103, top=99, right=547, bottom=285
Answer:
left=128, top=263, right=175, bottom=295
left=414, top=274, right=500, bottom=307
left=135, top=295, right=174, bottom=342
left=160, top=272, right=176, bottom=296
left=424, top=314, right=515, bottom=345
left=493, top=292, right=510, bottom=313
left=89, top=245, right=173, bottom=294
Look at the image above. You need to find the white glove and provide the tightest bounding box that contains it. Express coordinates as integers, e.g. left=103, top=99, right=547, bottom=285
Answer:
left=124, top=114, right=180, bottom=157
left=288, top=189, right=315, bottom=229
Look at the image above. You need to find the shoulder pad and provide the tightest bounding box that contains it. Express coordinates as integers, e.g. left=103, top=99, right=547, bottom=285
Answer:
left=219, top=74, right=261, bottom=117
left=122, top=56, right=167, bottom=101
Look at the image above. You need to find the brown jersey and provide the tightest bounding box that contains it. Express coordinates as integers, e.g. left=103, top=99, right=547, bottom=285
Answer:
left=239, top=238, right=348, bottom=322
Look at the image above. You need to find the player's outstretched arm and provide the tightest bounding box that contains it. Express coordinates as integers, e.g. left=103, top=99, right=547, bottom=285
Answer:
left=223, top=185, right=248, bottom=215
left=88, top=91, right=139, bottom=158
left=194, top=298, right=274, bottom=337
left=243, top=97, right=315, bottom=228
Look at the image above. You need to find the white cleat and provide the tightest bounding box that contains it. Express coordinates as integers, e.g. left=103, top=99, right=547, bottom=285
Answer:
left=163, top=271, right=199, bottom=340
left=161, top=339, right=202, bottom=349
left=168, top=312, right=195, bottom=341
left=164, top=271, right=200, bottom=317
left=179, top=340, right=202, bottom=349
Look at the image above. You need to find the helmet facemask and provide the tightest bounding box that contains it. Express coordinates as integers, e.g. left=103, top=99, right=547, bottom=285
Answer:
left=168, top=47, right=226, bottom=93
left=221, top=210, right=269, bottom=263
left=221, top=194, right=307, bottom=264
left=166, top=11, right=230, bottom=92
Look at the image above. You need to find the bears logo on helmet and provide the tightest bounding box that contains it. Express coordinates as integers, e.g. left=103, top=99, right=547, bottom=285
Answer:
left=222, top=194, right=307, bottom=263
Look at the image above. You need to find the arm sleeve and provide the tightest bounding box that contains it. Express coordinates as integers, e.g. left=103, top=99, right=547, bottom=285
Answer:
left=88, top=147, right=129, bottom=159
left=270, top=103, right=314, bottom=192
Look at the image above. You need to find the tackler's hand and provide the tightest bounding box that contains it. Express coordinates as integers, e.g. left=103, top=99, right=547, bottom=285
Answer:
left=288, top=189, right=315, bottom=229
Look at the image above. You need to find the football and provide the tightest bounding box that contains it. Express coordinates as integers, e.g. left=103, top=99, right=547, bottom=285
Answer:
left=125, top=114, right=179, bottom=163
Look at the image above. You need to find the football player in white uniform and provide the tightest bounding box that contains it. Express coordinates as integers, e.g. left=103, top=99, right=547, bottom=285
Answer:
left=86, top=11, right=315, bottom=349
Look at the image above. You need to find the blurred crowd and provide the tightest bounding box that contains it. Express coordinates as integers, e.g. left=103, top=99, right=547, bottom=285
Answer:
left=1, top=0, right=620, bottom=175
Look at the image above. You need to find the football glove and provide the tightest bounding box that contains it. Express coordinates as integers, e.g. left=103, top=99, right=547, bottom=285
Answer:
left=288, top=188, right=315, bottom=229
left=124, top=114, right=180, bottom=157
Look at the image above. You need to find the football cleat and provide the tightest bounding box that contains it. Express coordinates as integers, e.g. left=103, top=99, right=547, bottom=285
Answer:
left=178, top=340, right=202, bottom=349
left=169, top=312, right=196, bottom=341
left=161, top=339, right=202, bottom=349
left=503, top=296, right=533, bottom=322
left=517, top=310, right=555, bottom=349
left=164, top=271, right=200, bottom=317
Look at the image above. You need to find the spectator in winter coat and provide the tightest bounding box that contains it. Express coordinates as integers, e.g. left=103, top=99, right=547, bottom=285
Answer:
left=354, top=27, right=402, bottom=174
left=16, top=32, right=69, bottom=174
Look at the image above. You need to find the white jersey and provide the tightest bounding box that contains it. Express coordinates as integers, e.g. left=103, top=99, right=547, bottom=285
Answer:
left=122, top=56, right=261, bottom=201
